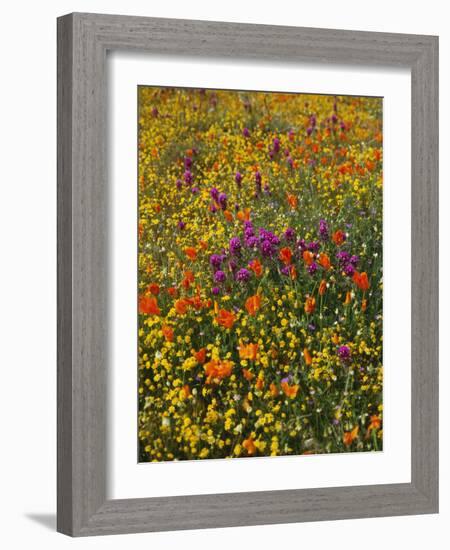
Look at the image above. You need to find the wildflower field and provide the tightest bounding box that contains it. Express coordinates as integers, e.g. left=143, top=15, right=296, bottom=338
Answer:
left=138, top=86, right=383, bottom=462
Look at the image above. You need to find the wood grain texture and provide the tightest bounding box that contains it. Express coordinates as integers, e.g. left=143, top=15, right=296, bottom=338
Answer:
left=57, top=12, right=439, bottom=536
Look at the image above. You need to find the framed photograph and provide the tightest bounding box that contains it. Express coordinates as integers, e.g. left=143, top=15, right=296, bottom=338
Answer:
left=57, top=13, right=438, bottom=536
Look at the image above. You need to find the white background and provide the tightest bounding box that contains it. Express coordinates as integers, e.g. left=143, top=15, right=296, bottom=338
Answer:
left=0, top=1, right=447, bottom=549
left=109, top=54, right=411, bottom=498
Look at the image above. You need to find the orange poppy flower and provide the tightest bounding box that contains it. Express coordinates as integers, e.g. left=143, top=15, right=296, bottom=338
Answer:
left=319, top=279, right=327, bottom=296
left=304, top=296, right=316, bottom=314
left=344, top=291, right=352, bottom=305
left=184, top=247, right=197, bottom=261
left=204, top=359, right=233, bottom=383
left=138, top=295, right=161, bottom=315
left=255, top=377, right=264, bottom=391
left=248, top=259, right=263, bottom=277
left=361, top=298, right=368, bottom=312
left=174, top=298, right=190, bottom=315
left=343, top=426, right=359, bottom=446
left=245, top=294, right=261, bottom=316
left=286, top=193, right=298, bottom=209
left=237, top=208, right=251, bottom=222
left=353, top=271, right=370, bottom=291
left=154, top=204, right=161, bottom=213
left=147, top=283, right=160, bottom=295
left=194, top=347, right=206, bottom=364
left=161, top=325, right=174, bottom=342
left=269, top=382, right=279, bottom=397
left=288, top=265, right=297, bottom=280
left=198, top=240, right=208, bottom=250
left=223, top=210, right=233, bottom=222
left=179, top=385, right=191, bottom=400
left=303, top=250, right=314, bottom=266
left=239, top=342, right=258, bottom=361
left=187, top=294, right=203, bottom=310
left=216, top=308, right=236, bottom=329
left=181, top=278, right=191, bottom=290
left=281, top=381, right=299, bottom=399
left=279, top=247, right=293, bottom=265
left=242, top=368, right=255, bottom=381
left=181, top=270, right=195, bottom=289
left=366, top=415, right=381, bottom=435
left=318, top=253, right=331, bottom=270
left=303, top=348, right=312, bottom=365
left=243, top=437, right=256, bottom=455
left=332, top=230, right=346, bottom=246
left=167, top=286, right=178, bottom=297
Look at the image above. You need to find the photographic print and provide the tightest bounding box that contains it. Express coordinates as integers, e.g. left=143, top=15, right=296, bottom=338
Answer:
left=138, top=86, right=383, bottom=462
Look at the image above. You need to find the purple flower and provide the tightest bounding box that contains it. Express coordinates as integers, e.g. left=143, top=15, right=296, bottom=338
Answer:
left=184, top=170, right=193, bottom=184
left=229, top=237, right=242, bottom=256
left=287, top=157, right=294, bottom=169
left=191, top=186, right=199, bottom=194
left=176, top=179, right=182, bottom=190
left=184, top=156, right=192, bottom=169
left=297, top=239, right=307, bottom=252
left=259, top=228, right=279, bottom=245
left=209, top=254, right=223, bottom=270
left=244, top=222, right=255, bottom=239
left=344, top=264, right=355, bottom=277
left=242, top=127, right=250, bottom=137
left=210, top=203, right=218, bottom=213
left=349, top=255, right=359, bottom=267
left=336, top=251, right=351, bottom=266
left=263, top=184, right=271, bottom=195
left=151, top=107, right=159, bottom=117
left=255, top=171, right=262, bottom=193
left=308, top=323, right=316, bottom=332
left=338, top=345, right=351, bottom=362
left=212, top=286, right=220, bottom=295
left=307, top=241, right=320, bottom=253
left=177, top=220, right=186, bottom=230
left=229, top=259, right=238, bottom=272
left=261, top=239, right=274, bottom=257
left=218, top=193, right=228, bottom=210
left=319, top=219, right=329, bottom=241
left=235, top=171, right=243, bottom=186
left=210, top=187, right=219, bottom=202
left=284, top=227, right=295, bottom=241
left=273, top=137, right=281, bottom=153
left=284, top=148, right=290, bottom=157
left=246, top=236, right=258, bottom=248
left=331, top=114, right=338, bottom=124
left=308, top=262, right=318, bottom=275
left=310, top=115, right=317, bottom=127
left=281, top=266, right=291, bottom=276
left=236, top=268, right=251, bottom=283
left=214, top=270, right=226, bottom=283
left=306, top=127, right=313, bottom=136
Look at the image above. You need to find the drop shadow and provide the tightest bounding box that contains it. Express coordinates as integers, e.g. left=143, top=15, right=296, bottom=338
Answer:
left=25, top=513, right=57, bottom=531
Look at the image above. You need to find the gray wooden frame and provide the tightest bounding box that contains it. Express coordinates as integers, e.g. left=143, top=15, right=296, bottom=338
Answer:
left=57, top=12, right=439, bottom=537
